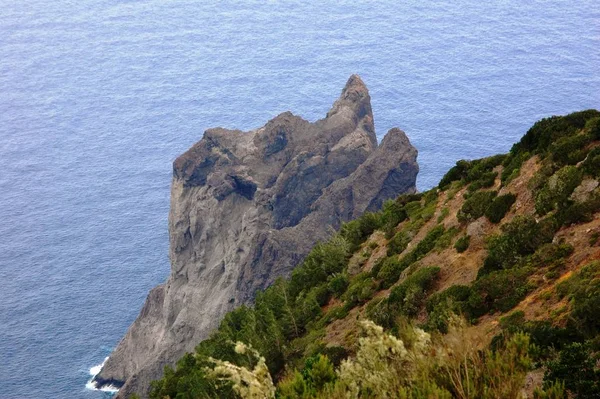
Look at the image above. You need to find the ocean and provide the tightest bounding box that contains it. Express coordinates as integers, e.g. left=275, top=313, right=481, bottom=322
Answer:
left=0, top=1, right=598, bottom=397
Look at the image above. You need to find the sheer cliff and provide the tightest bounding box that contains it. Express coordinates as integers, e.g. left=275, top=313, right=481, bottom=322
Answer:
left=94, top=75, right=419, bottom=397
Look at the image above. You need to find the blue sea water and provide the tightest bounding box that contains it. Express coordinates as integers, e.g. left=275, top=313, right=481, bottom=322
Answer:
left=0, top=1, right=598, bottom=397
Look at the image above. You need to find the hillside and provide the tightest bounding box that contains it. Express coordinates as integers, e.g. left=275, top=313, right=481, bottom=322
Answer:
left=145, top=110, right=600, bottom=399
left=94, top=75, right=419, bottom=398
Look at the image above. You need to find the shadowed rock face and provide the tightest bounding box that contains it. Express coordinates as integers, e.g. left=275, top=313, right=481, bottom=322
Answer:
left=95, top=75, right=419, bottom=398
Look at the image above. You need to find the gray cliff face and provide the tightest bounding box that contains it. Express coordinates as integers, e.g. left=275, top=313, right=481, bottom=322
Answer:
left=95, top=75, right=418, bottom=398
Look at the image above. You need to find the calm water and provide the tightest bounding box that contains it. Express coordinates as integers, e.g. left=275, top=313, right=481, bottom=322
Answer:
left=0, top=1, right=598, bottom=397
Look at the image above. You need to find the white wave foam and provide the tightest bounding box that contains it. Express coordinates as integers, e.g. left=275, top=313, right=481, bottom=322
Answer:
left=85, top=356, right=119, bottom=393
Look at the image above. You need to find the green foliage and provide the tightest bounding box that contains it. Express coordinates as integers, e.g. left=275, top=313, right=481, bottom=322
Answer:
left=481, top=215, right=554, bottom=275
left=468, top=267, right=534, bottom=317
left=380, top=199, right=407, bottom=238
left=485, top=193, right=517, bottom=223
left=425, top=285, right=471, bottom=332
left=386, top=230, right=411, bottom=256
left=550, top=133, right=592, bottom=166
left=342, top=273, right=376, bottom=308
left=327, top=274, right=349, bottom=298
left=457, top=190, right=497, bottom=223
left=454, top=235, right=470, bottom=253
left=437, top=207, right=449, bottom=223
left=369, top=267, right=440, bottom=327
left=289, top=235, right=350, bottom=298
left=434, top=226, right=460, bottom=251
left=494, top=311, right=577, bottom=358
left=513, top=109, right=600, bottom=155
left=535, top=165, right=583, bottom=216
left=581, top=147, right=600, bottom=178
left=501, top=150, right=529, bottom=183
left=340, top=212, right=380, bottom=252
left=301, top=355, right=336, bottom=392
left=544, top=342, right=600, bottom=398
left=557, top=261, right=600, bottom=337
left=377, top=225, right=445, bottom=288
left=467, top=171, right=497, bottom=192
left=438, top=154, right=506, bottom=189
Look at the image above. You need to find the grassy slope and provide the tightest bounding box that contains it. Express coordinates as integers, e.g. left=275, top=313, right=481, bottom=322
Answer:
left=147, top=110, right=600, bottom=399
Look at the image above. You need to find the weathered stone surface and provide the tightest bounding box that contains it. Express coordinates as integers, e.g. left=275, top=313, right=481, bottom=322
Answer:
left=95, top=75, right=418, bottom=398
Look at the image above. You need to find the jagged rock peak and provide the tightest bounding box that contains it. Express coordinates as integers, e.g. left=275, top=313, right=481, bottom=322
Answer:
left=95, top=75, right=418, bottom=398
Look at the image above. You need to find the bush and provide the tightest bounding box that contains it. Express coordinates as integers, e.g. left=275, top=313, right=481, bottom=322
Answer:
left=457, top=190, right=497, bottom=223
left=342, top=273, right=376, bottom=308
left=556, top=261, right=600, bottom=337
left=327, top=273, right=349, bottom=298
left=426, top=285, right=471, bottom=332
left=467, top=171, right=497, bottom=192
left=388, top=267, right=441, bottom=317
left=501, top=151, right=530, bottom=183
left=454, top=235, right=471, bottom=253
left=439, top=160, right=472, bottom=188
left=481, top=215, right=554, bottom=275
left=544, top=342, right=600, bottom=398
left=512, top=110, right=600, bottom=155
left=438, top=155, right=506, bottom=189
left=468, top=267, right=535, bottom=317
left=387, top=230, right=411, bottom=256
left=340, top=212, right=381, bottom=252
left=485, top=193, right=517, bottom=223
left=550, top=133, right=592, bottom=165
left=535, top=165, right=582, bottom=216
left=380, top=199, right=408, bottom=238
left=377, top=225, right=445, bottom=288
left=581, top=147, right=600, bottom=178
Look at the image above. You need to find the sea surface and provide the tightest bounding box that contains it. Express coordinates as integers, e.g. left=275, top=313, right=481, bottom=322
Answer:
left=0, top=1, right=598, bottom=397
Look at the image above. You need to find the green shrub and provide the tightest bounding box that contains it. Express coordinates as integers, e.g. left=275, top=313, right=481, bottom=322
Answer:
left=512, top=110, right=600, bottom=155
left=288, top=235, right=350, bottom=298
left=327, top=273, right=349, bottom=298
left=434, top=226, right=460, bottom=251
left=535, top=165, right=583, bottom=216
left=481, top=215, right=554, bottom=275
left=501, top=151, right=530, bottom=183
left=586, top=116, right=600, bottom=139
left=377, top=225, right=445, bottom=288
left=437, top=207, right=449, bottom=223
left=485, top=193, right=517, bottom=223
left=342, top=273, right=376, bottom=308
left=544, top=342, right=600, bottom=398
left=439, top=160, right=472, bottom=188
left=581, top=147, right=600, bottom=178
left=388, top=266, right=441, bottom=317
left=467, top=171, right=497, bottom=192
left=553, top=194, right=600, bottom=227
left=387, top=230, right=411, bottom=256
left=454, top=235, right=471, bottom=253
left=457, top=190, right=497, bottom=223
left=557, top=261, right=600, bottom=337
left=468, top=267, right=535, bottom=317
left=380, top=199, right=408, bottom=238
left=340, top=212, right=381, bottom=252
left=550, top=133, right=592, bottom=165
left=301, top=354, right=337, bottom=393
left=425, top=285, right=471, bottom=332
left=438, top=155, right=506, bottom=189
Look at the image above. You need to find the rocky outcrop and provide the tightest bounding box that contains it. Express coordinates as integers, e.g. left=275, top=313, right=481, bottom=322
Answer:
left=94, top=75, right=419, bottom=398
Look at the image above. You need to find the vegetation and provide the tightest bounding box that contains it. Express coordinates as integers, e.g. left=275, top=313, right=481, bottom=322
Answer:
left=454, top=235, right=470, bottom=253
left=147, top=110, right=600, bottom=399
